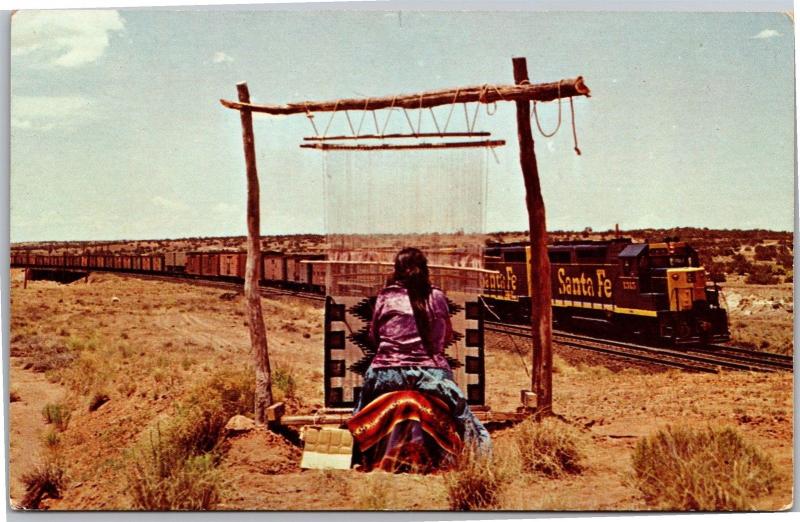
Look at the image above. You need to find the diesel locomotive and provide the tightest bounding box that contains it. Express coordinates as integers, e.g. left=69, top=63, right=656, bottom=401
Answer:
left=481, top=238, right=730, bottom=344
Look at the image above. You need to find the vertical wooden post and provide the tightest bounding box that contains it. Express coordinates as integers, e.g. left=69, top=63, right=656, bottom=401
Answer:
left=512, top=57, right=553, bottom=415
left=23, top=268, right=29, bottom=289
left=236, top=82, right=274, bottom=424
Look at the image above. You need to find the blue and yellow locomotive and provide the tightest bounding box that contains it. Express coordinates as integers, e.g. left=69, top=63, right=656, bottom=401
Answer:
left=481, top=238, right=730, bottom=344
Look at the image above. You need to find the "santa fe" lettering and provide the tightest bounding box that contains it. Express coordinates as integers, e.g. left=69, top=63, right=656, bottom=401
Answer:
left=557, top=268, right=612, bottom=299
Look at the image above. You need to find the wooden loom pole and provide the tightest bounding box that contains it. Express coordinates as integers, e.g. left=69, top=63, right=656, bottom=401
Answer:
left=220, top=77, right=590, bottom=115
left=512, top=57, right=553, bottom=416
left=236, top=82, right=274, bottom=424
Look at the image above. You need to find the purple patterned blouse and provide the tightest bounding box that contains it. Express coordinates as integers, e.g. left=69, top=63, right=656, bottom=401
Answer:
left=368, top=284, right=453, bottom=369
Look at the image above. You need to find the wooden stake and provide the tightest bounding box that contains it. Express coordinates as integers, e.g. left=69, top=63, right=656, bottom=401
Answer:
left=512, top=57, right=553, bottom=416
left=237, top=82, right=274, bottom=424
left=23, top=268, right=29, bottom=289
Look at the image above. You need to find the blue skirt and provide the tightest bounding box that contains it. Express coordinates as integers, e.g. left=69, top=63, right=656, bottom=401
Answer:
left=355, top=366, right=492, bottom=454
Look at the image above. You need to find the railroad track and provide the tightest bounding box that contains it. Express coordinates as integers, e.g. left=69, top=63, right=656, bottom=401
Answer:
left=485, top=321, right=793, bottom=373
left=104, top=270, right=326, bottom=302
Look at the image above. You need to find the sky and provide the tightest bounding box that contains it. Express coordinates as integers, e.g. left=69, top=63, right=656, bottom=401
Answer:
left=9, top=8, right=797, bottom=242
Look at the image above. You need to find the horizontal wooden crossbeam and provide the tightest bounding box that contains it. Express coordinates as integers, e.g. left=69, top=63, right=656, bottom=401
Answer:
left=304, top=131, right=492, bottom=141
left=221, top=77, right=590, bottom=115
left=300, top=140, right=505, bottom=151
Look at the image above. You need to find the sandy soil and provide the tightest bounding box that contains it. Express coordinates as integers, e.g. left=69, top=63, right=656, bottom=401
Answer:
left=7, top=270, right=794, bottom=511
left=722, top=275, right=794, bottom=355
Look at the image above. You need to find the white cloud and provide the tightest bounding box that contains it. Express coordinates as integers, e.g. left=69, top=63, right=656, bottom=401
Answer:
left=212, top=51, right=234, bottom=64
left=151, top=196, right=190, bottom=212
left=12, top=95, right=92, bottom=131
left=751, top=29, right=781, bottom=39
left=12, top=10, right=124, bottom=67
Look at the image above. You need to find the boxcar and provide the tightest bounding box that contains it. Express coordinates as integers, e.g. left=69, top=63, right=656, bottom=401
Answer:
left=186, top=252, right=221, bottom=277
left=261, top=251, right=286, bottom=285
left=219, top=252, right=248, bottom=279
left=152, top=255, right=164, bottom=272
left=285, top=253, right=326, bottom=289
left=165, top=252, right=187, bottom=273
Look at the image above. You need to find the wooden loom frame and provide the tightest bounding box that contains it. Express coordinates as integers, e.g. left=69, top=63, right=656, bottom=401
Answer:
left=221, top=57, right=591, bottom=424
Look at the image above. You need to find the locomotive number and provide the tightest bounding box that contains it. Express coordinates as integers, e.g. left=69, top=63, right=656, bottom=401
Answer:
left=622, top=280, right=637, bottom=290
left=557, top=268, right=613, bottom=299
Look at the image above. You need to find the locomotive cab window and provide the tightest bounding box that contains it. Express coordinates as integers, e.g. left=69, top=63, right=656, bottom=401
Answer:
left=575, top=248, right=606, bottom=263
left=622, top=259, right=633, bottom=276
left=548, top=251, right=571, bottom=264
left=503, top=250, right=526, bottom=263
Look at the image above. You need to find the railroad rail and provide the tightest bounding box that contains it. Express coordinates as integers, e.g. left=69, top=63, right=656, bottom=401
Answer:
left=18, top=267, right=792, bottom=373
left=485, top=321, right=793, bottom=373
left=121, top=271, right=327, bottom=302
left=23, top=267, right=327, bottom=303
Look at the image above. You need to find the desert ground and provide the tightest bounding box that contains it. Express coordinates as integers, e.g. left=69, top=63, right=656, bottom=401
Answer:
left=6, top=267, right=793, bottom=511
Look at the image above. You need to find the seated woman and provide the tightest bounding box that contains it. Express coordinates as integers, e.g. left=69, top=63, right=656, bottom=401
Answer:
left=347, top=247, right=491, bottom=473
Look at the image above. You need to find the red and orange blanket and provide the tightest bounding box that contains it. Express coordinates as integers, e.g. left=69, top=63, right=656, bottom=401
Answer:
left=346, top=390, right=463, bottom=473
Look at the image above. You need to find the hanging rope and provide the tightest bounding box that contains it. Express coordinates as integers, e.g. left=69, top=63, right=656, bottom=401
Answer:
left=488, top=144, right=501, bottom=164
left=343, top=110, right=356, bottom=136
left=480, top=84, right=500, bottom=116
left=442, top=87, right=460, bottom=133
left=531, top=80, right=562, bottom=138
left=402, top=107, right=418, bottom=137
left=354, top=98, right=370, bottom=137
left=479, top=297, right=529, bottom=377
left=371, top=109, right=380, bottom=135
left=304, top=103, right=319, bottom=136
left=380, top=96, right=397, bottom=137
left=429, top=107, right=442, bottom=135
left=570, top=96, right=582, bottom=156
left=322, top=99, right=340, bottom=138
left=417, top=93, right=424, bottom=136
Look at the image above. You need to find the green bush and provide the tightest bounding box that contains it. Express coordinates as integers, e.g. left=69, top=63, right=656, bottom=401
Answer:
left=41, top=403, right=71, bottom=432
left=745, top=265, right=779, bottom=285
left=630, top=425, right=780, bottom=510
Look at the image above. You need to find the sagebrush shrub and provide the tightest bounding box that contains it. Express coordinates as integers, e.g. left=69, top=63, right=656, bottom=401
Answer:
left=630, top=424, right=780, bottom=510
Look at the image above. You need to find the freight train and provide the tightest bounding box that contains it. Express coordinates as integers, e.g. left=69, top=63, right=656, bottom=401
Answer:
left=10, top=250, right=328, bottom=294
left=11, top=236, right=730, bottom=344
left=481, top=238, right=730, bottom=344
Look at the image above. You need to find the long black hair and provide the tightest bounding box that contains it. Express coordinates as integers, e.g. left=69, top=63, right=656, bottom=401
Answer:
left=388, top=247, right=433, bottom=352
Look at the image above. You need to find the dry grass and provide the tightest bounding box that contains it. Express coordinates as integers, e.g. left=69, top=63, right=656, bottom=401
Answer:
left=19, top=459, right=67, bottom=509
left=630, top=424, right=780, bottom=510
left=513, top=417, right=585, bottom=477
left=41, top=403, right=71, bottom=432
left=126, top=426, right=226, bottom=510
left=443, top=446, right=516, bottom=511
left=125, top=368, right=253, bottom=510
left=355, top=473, right=394, bottom=510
